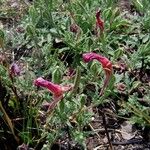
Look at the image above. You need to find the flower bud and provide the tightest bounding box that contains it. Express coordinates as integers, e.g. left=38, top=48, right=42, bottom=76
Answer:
left=70, top=23, right=79, bottom=34
left=96, top=10, right=104, bottom=32
left=10, top=63, right=21, bottom=76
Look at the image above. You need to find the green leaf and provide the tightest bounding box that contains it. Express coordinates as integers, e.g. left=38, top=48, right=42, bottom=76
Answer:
left=29, top=6, right=40, bottom=25
left=129, top=81, right=141, bottom=93
left=142, top=34, right=149, bottom=43
left=113, top=48, right=124, bottom=60
left=0, top=29, right=5, bottom=48
left=132, top=0, right=143, bottom=12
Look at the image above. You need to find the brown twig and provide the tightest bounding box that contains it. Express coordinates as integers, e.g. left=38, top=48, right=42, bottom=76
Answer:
left=98, top=109, right=113, bottom=150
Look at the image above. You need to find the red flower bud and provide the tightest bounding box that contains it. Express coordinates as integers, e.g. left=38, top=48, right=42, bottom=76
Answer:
left=96, top=10, right=104, bottom=32
left=83, top=52, right=113, bottom=95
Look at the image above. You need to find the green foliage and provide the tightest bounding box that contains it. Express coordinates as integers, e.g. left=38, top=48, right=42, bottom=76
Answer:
left=1, top=0, right=150, bottom=149
left=120, top=95, right=150, bottom=127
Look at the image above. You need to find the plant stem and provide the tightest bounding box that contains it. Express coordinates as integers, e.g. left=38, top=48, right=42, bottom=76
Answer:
left=0, top=101, right=19, bottom=143
left=98, top=109, right=113, bottom=150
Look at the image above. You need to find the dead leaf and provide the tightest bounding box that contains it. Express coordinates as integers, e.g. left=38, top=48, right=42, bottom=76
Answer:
left=120, top=121, right=136, bottom=140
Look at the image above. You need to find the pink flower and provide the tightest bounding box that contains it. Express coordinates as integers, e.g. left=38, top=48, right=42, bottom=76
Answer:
left=10, top=63, right=21, bottom=76
left=96, top=10, right=104, bottom=32
left=34, top=77, right=72, bottom=100
left=82, top=52, right=113, bottom=95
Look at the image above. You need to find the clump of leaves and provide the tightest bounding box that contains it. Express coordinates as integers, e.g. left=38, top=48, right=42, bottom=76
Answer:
left=1, top=0, right=150, bottom=149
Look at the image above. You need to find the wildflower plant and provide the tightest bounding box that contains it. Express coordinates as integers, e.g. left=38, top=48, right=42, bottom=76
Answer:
left=1, top=0, right=150, bottom=149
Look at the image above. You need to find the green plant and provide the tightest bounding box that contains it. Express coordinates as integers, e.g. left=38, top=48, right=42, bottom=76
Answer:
left=1, top=0, right=150, bottom=149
